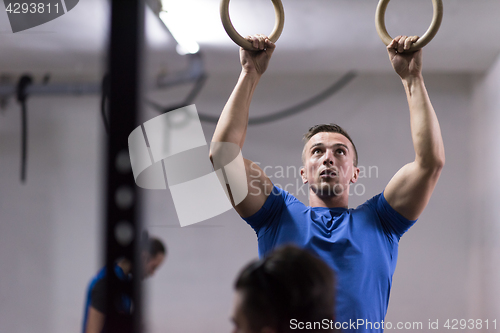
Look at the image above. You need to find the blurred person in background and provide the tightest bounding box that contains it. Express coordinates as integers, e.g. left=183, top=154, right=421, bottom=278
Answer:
left=82, top=236, right=166, bottom=333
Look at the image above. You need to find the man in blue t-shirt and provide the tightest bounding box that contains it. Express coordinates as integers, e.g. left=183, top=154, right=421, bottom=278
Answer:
left=210, top=34, right=444, bottom=332
left=82, top=237, right=166, bottom=333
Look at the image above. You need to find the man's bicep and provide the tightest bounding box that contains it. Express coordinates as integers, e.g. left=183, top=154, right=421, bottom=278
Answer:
left=85, top=307, right=105, bottom=333
left=384, top=161, right=442, bottom=221
left=234, top=158, right=273, bottom=218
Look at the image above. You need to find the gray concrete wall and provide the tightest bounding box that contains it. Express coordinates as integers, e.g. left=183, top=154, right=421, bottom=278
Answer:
left=469, top=54, right=500, bottom=326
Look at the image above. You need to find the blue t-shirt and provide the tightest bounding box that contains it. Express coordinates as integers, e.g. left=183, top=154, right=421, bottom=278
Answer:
left=82, top=264, right=131, bottom=333
left=243, top=186, right=416, bottom=333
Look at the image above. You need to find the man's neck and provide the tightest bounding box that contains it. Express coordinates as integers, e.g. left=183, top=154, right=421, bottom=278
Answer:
left=116, top=259, right=132, bottom=275
left=308, top=190, right=349, bottom=209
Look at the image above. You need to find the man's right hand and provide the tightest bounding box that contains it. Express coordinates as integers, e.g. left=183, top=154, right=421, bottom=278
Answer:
left=240, top=34, right=276, bottom=76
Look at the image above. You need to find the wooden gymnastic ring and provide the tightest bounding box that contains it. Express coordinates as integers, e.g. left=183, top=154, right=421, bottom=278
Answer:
left=375, top=0, right=443, bottom=52
left=220, top=0, right=285, bottom=50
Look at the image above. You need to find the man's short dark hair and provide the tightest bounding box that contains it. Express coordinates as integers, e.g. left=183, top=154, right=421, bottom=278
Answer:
left=303, top=124, right=358, bottom=167
left=235, top=245, right=336, bottom=333
left=148, top=237, right=166, bottom=257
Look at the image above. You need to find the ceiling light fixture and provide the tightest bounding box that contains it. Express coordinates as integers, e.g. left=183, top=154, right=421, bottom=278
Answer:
left=159, top=0, right=200, bottom=55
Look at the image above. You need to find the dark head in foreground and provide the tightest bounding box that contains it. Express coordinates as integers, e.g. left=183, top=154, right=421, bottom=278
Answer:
left=232, top=245, right=336, bottom=333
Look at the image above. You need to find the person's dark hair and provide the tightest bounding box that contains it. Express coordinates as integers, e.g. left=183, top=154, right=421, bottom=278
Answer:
left=148, top=237, right=166, bottom=257
left=303, top=123, right=358, bottom=167
left=235, top=245, right=335, bottom=333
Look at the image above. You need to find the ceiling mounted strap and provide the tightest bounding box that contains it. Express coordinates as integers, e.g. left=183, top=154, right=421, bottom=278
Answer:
left=16, top=74, right=33, bottom=183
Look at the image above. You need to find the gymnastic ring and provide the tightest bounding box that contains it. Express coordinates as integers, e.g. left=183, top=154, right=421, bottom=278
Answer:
left=375, top=0, right=443, bottom=52
left=220, top=0, right=285, bottom=50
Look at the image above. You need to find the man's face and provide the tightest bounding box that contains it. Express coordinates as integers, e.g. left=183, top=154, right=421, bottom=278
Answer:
left=231, top=291, right=255, bottom=333
left=142, top=253, right=165, bottom=279
left=231, top=290, right=275, bottom=333
left=301, top=132, right=359, bottom=197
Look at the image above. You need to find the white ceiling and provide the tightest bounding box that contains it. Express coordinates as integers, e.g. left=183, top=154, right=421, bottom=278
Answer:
left=0, top=0, right=499, bottom=82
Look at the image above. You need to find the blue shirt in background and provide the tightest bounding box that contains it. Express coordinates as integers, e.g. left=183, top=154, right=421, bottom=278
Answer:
left=82, top=264, right=131, bottom=333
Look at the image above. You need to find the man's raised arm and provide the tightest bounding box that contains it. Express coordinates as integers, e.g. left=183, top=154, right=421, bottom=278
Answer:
left=384, top=36, right=446, bottom=221
left=210, top=34, right=275, bottom=217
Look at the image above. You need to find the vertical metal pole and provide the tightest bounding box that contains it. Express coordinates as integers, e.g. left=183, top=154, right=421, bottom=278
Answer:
left=105, top=0, right=145, bottom=332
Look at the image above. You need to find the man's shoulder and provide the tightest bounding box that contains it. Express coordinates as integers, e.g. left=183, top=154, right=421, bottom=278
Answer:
left=351, top=191, right=417, bottom=239
left=88, top=266, right=106, bottom=288
left=242, top=185, right=307, bottom=231
left=348, top=192, right=385, bottom=222
left=353, top=192, right=384, bottom=211
left=88, top=264, right=122, bottom=290
left=90, top=274, right=106, bottom=300
left=270, top=185, right=306, bottom=207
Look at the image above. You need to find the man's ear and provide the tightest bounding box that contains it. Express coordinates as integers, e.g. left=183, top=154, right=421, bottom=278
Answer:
left=300, top=167, right=308, bottom=184
left=350, top=166, right=360, bottom=184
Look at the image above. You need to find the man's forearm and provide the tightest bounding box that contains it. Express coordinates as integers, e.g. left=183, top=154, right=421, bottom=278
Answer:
left=403, top=74, right=445, bottom=169
left=211, top=70, right=261, bottom=149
